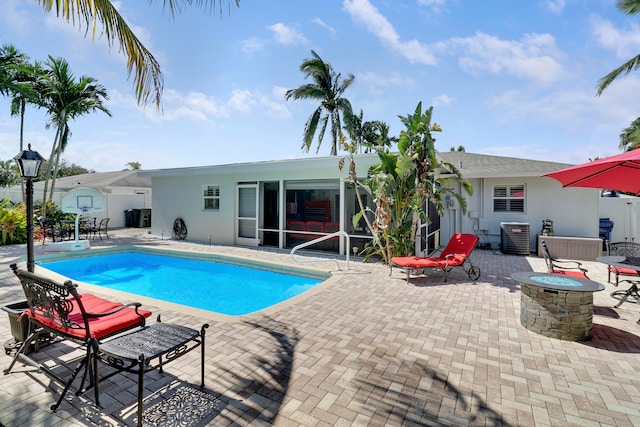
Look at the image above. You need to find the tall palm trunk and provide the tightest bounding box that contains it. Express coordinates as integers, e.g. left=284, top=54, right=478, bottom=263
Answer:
left=48, top=124, right=68, bottom=202
left=41, top=124, right=63, bottom=217
left=18, top=99, right=26, bottom=202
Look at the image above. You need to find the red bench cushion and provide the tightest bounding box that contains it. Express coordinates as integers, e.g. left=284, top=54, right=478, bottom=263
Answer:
left=27, top=293, right=152, bottom=340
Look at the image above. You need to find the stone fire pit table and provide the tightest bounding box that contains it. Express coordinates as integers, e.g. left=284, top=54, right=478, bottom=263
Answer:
left=512, top=272, right=604, bottom=341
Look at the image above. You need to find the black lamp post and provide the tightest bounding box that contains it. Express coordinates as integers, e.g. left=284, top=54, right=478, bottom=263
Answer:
left=14, top=144, right=46, bottom=272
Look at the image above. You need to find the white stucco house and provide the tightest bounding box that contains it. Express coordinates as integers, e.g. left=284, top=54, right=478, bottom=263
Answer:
left=139, top=151, right=630, bottom=259
left=1, top=170, right=151, bottom=228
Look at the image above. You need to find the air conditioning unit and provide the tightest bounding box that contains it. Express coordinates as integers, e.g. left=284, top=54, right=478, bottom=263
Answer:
left=500, top=222, right=531, bottom=255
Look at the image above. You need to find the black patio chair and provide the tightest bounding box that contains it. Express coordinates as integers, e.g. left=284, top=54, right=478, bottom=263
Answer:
left=540, top=240, right=589, bottom=278
left=89, top=218, right=110, bottom=240
left=37, top=217, right=66, bottom=243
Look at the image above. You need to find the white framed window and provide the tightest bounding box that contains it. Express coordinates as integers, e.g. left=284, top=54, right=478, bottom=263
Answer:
left=493, top=184, right=525, bottom=213
left=203, top=185, right=220, bottom=210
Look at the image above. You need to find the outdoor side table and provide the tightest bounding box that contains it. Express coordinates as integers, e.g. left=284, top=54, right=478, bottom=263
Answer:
left=97, top=322, right=209, bottom=426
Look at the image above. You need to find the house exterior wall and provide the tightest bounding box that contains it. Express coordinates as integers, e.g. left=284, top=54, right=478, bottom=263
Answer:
left=440, top=177, right=600, bottom=252
left=147, top=156, right=379, bottom=245
left=146, top=155, right=615, bottom=255
left=152, top=174, right=236, bottom=244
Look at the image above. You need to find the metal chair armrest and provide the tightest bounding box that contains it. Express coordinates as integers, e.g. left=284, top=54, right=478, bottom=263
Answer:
left=551, top=259, right=585, bottom=272
left=84, top=302, right=144, bottom=319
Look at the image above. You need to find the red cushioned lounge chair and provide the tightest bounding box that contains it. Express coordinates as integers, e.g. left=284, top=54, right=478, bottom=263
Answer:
left=390, top=233, right=481, bottom=282
left=5, top=264, right=152, bottom=411
left=540, top=240, right=589, bottom=279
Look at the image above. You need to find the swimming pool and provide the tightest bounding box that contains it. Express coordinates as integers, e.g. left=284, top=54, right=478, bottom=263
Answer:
left=39, top=248, right=328, bottom=316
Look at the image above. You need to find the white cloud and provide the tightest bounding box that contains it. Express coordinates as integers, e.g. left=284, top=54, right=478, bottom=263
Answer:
left=272, top=86, right=289, bottom=100
left=141, top=87, right=291, bottom=123
left=417, top=0, right=447, bottom=14
left=590, top=14, right=640, bottom=59
left=267, top=23, right=308, bottom=46
left=433, top=94, right=455, bottom=107
left=239, top=37, right=267, bottom=55
left=543, top=0, right=565, bottom=14
left=312, top=18, right=336, bottom=36
left=343, top=0, right=436, bottom=65
left=142, top=89, right=228, bottom=122
left=359, top=71, right=415, bottom=89
left=229, top=89, right=291, bottom=119
left=487, top=76, right=640, bottom=134
left=447, top=32, right=565, bottom=84
left=2, top=0, right=33, bottom=36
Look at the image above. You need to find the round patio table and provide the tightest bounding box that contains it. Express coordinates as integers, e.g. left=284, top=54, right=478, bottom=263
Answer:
left=512, top=272, right=604, bottom=341
left=596, top=255, right=640, bottom=271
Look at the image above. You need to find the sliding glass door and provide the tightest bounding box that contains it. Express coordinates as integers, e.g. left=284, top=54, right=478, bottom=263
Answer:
left=236, top=183, right=258, bottom=245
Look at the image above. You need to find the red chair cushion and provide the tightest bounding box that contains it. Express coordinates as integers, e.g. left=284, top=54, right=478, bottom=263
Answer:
left=610, top=266, right=639, bottom=276
left=392, top=234, right=478, bottom=268
left=391, top=254, right=467, bottom=269
left=552, top=270, right=588, bottom=279
left=27, top=293, right=152, bottom=340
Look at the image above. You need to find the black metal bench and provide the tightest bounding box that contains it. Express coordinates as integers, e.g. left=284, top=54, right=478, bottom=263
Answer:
left=5, top=264, right=152, bottom=411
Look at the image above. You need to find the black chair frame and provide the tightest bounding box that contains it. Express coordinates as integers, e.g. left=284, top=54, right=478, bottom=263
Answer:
left=4, top=264, right=148, bottom=411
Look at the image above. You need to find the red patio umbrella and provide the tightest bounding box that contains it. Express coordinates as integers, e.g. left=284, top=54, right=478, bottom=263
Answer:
left=544, top=148, right=640, bottom=194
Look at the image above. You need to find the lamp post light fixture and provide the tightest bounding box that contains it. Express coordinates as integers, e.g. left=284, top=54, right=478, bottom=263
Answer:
left=14, top=144, right=46, bottom=272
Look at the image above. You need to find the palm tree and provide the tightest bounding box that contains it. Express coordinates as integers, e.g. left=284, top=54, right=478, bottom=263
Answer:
left=9, top=60, right=45, bottom=157
left=619, top=117, right=640, bottom=151
left=596, top=0, right=640, bottom=95
left=34, top=0, right=240, bottom=108
left=362, top=120, right=396, bottom=153
left=343, top=109, right=396, bottom=153
left=285, top=50, right=354, bottom=156
left=125, top=161, right=142, bottom=170
left=0, top=160, right=19, bottom=188
left=343, top=109, right=366, bottom=153
left=0, top=44, right=29, bottom=97
left=1, top=45, right=44, bottom=200
left=341, top=102, right=472, bottom=263
left=1, top=46, right=37, bottom=153
left=38, top=56, right=111, bottom=208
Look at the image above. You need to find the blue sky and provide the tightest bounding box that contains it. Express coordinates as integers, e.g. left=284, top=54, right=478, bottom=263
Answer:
left=2, top=0, right=640, bottom=171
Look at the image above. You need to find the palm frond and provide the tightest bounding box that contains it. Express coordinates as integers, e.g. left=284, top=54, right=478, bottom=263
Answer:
left=302, top=108, right=322, bottom=151
left=617, top=0, right=640, bottom=15
left=596, top=54, right=640, bottom=95
left=35, top=1, right=240, bottom=108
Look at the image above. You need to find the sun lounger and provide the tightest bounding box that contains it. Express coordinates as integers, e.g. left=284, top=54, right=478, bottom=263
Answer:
left=390, top=233, right=481, bottom=282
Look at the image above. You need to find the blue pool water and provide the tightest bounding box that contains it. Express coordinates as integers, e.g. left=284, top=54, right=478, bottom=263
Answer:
left=41, top=252, right=324, bottom=316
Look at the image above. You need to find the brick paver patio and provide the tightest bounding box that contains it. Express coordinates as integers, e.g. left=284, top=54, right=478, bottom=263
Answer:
left=1, top=229, right=639, bottom=426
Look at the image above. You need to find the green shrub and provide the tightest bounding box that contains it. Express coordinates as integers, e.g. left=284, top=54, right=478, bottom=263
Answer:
left=0, top=201, right=27, bottom=245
